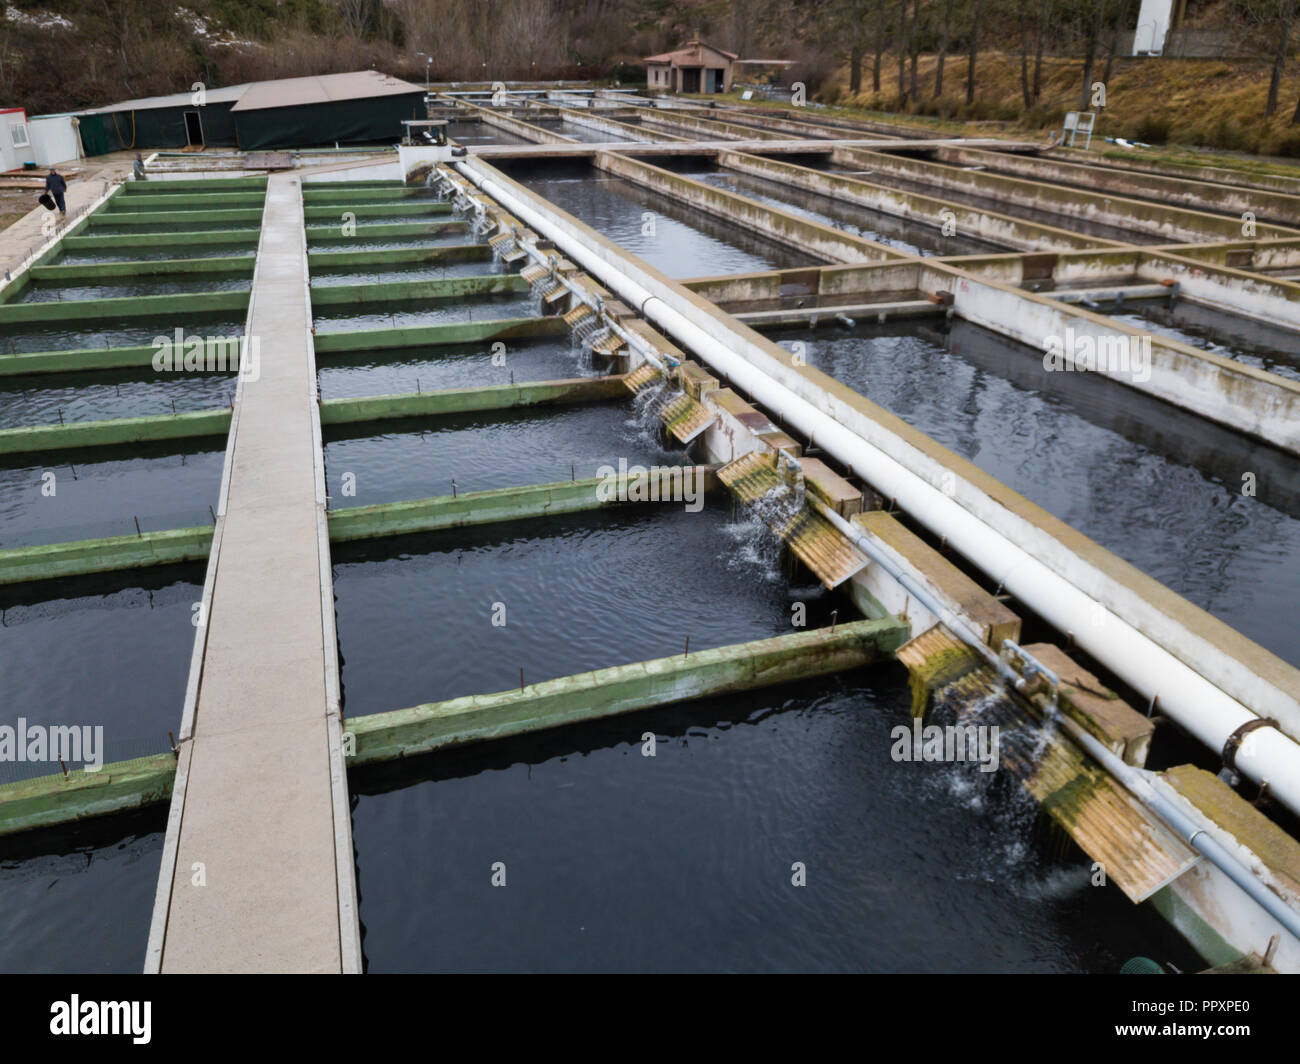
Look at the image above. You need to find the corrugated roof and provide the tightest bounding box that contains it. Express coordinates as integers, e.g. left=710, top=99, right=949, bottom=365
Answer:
left=80, top=83, right=252, bottom=115
left=76, top=70, right=422, bottom=117
left=231, top=70, right=423, bottom=112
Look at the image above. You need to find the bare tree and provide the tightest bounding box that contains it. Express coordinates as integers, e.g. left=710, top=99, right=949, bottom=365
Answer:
left=1018, top=0, right=1034, bottom=108
left=934, top=0, right=956, bottom=96
left=967, top=0, right=984, bottom=105
left=874, top=0, right=886, bottom=91
left=1102, top=0, right=1130, bottom=85
left=897, top=0, right=907, bottom=101
left=1267, top=0, right=1296, bottom=116
left=908, top=0, right=920, bottom=100
left=1078, top=0, right=1104, bottom=110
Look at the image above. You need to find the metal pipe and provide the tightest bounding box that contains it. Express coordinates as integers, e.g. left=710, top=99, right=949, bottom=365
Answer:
left=455, top=157, right=1300, bottom=820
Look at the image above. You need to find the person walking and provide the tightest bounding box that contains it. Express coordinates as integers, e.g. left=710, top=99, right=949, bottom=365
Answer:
left=44, top=168, right=67, bottom=218
left=133, top=153, right=146, bottom=180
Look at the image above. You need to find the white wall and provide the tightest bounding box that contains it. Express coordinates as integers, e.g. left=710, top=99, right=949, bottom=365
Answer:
left=0, top=112, right=36, bottom=171
left=1133, top=0, right=1175, bottom=54
left=29, top=115, right=80, bottom=167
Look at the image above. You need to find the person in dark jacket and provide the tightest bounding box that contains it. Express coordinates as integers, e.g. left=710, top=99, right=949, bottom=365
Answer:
left=44, top=169, right=67, bottom=217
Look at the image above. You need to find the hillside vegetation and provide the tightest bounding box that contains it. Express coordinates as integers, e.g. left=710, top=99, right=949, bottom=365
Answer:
left=2, top=0, right=1296, bottom=159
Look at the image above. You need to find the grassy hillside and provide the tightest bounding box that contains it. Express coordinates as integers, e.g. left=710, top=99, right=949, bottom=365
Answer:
left=823, top=52, right=1300, bottom=159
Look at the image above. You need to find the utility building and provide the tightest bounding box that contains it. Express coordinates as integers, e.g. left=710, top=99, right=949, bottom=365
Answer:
left=643, top=41, right=738, bottom=94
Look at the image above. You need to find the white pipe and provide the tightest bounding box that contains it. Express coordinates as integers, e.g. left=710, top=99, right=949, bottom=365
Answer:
left=457, top=158, right=1300, bottom=818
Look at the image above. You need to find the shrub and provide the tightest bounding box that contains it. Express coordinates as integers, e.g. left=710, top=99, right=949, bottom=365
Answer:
left=1131, top=114, right=1172, bottom=144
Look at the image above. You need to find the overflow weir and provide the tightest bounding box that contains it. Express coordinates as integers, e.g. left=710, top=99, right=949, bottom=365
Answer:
left=1, top=89, right=1299, bottom=975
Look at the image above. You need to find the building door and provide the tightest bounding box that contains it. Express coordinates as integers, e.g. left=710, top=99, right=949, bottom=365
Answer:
left=680, top=68, right=700, bottom=93
left=706, top=68, right=724, bottom=92
left=184, top=110, right=204, bottom=147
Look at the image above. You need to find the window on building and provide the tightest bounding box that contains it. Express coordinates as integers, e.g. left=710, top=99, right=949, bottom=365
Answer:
left=10, top=122, right=30, bottom=148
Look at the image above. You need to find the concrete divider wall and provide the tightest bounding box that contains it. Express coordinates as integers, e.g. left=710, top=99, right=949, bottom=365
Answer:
left=457, top=101, right=576, bottom=145
left=917, top=262, right=1300, bottom=452
left=526, top=101, right=686, bottom=144
left=718, top=150, right=1117, bottom=253
left=1134, top=251, right=1300, bottom=329
left=939, top=145, right=1300, bottom=229
left=594, top=150, right=901, bottom=264
left=1051, top=146, right=1300, bottom=198
left=681, top=260, right=923, bottom=309
left=834, top=147, right=1293, bottom=244
left=347, top=617, right=907, bottom=764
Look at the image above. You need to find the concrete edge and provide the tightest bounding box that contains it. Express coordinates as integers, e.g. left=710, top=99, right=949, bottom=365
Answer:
left=294, top=173, right=363, bottom=976
left=143, top=176, right=273, bottom=974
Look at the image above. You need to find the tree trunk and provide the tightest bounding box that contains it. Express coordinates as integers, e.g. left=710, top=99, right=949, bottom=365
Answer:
left=850, top=44, right=863, bottom=94
left=1103, top=0, right=1130, bottom=85
left=909, top=0, right=920, bottom=101
left=935, top=0, right=955, bottom=97
left=967, top=0, right=983, bottom=105
left=898, top=0, right=908, bottom=102
left=1033, top=0, right=1050, bottom=101
left=873, top=0, right=884, bottom=92
left=1267, top=0, right=1295, bottom=117
left=1018, top=5, right=1033, bottom=110
left=1078, top=0, right=1102, bottom=111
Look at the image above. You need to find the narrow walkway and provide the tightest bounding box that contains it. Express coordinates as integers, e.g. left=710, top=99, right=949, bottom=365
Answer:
left=147, top=172, right=359, bottom=973
left=0, top=156, right=133, bottom=277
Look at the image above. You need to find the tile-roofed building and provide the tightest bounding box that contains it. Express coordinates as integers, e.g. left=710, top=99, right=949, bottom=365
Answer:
left=643, top=40, right=739, bottom=94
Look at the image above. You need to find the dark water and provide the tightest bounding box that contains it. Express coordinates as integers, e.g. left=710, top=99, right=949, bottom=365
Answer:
left=447, top=121, right=530, bottom=146
left=333, top=503, right=830, bottom=715
left=86, top=221, right=258, bottom=235
left=0, top=564, right=199, bottom=973
left=507, top=159, right=826, bottom=277
left=306, top=210, right=456, bottom=227
left=0, top=313, right=245, bottom=356
left=0, top=815, right=163, bottom=974
left=811, top=159, right=1156, bottom=246
left=1111, top=301, right=1300, bottom=383
left=768, top=318, right=1300, bottom=665
left=304, top=187, right=446, bottom=202
left=352, top=674, right=1197, bottom=973
left=0, top=444, right=224, bottom=548
left=0, top=565, right=201, bottom=767
left=339, top=504, right=1197, bottom=973
left=0, top=367, right=235, bottom=427
left=317, top=337, right=595, bottom=399
left=307, top=233, right=477, bottom=254
left=313, top=293, right=536, bottom=333
left=310, top=260, right=501, bottom=287
left=323, top=400, right=675, bottom=506
left=674, top=161, right=1006, bottom=256
left=51, top=246, right=256, bottom=265
left=557, top=122, right=641, bottom=143
left=12, top=277, right=250, bottom=304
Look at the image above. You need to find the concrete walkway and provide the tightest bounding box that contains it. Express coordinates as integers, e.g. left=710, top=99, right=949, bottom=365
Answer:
left=0, top=156, right=133, bottom=277
left=147, top=172, right=360, bottom=973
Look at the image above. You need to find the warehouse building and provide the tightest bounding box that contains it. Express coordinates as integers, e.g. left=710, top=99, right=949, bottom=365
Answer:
left=70, top=70, right=426, bottom=155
